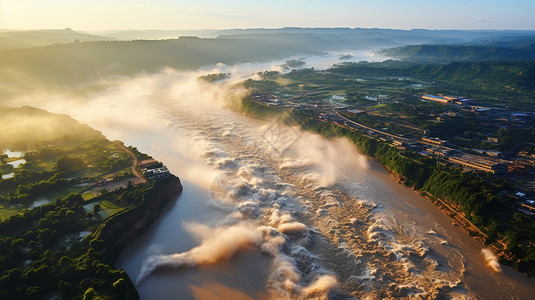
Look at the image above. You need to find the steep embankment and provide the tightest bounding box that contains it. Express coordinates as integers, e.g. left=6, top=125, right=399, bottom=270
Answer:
left=91, top=176, right=183, bottom=264
left=238, top=97, right=535, bottom=276
left=76, top=176, right=183, bottom=299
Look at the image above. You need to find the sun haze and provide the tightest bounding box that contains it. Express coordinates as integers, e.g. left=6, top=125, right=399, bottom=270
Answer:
left=1, top=0, right=534, bottom=30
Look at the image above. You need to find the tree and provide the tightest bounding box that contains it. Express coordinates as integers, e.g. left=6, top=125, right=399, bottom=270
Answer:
left=83, top=288, right=97, bottom=300
left=56, top=156, right=84, bottom=172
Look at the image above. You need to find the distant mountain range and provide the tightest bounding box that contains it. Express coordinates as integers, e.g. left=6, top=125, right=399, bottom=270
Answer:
left=1, top=27, right=535, bottom=99
left=0, top=28, right=114, bottom=52
left=3, top=27, right=535, bottom=52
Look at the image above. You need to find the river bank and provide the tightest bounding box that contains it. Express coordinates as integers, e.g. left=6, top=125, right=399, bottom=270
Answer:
left=95, top=176, right=183, bottom=264
left=238, top=96, right=534, bottom=278
left=115, top=101, right=535, bottom=298
left=88, top=175, right=183, bottom=299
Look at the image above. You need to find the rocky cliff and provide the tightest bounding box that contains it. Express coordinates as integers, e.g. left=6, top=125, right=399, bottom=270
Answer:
left=91, top=175, right=183, bottom=265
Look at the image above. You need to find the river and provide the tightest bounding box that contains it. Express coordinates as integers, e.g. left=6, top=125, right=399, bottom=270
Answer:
left=13, top=51, right=535, bottom=299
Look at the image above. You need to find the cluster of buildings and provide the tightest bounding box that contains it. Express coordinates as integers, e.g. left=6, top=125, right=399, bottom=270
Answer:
left=447, top=153, right=508, bottom=174
left=138, top=159, right=170, bottom=181
left=251, top=94, right=288, bottom=107
left=422, top=94, right=492, bottom=113
left=510, top=191, right=535, bottom=217
left=252, top=92, right=535, bottom=216
left=414, top=138, right=508, bottom=174
left=422, top=94, right=474, bottom=105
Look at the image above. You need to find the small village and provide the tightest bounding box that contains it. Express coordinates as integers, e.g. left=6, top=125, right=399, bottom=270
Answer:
left=251, top=92, right=535, bottom=217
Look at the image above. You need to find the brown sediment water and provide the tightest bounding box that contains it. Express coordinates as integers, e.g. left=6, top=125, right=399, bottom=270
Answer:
left=114, top=103, right=535, bottom=299
left=17, top=52, right=533, bottom=299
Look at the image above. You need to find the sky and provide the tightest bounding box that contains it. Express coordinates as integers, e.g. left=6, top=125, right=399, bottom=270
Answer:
left=1, top=0, right=535, bottom=31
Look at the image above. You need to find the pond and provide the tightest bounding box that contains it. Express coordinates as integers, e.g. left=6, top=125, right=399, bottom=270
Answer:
left=73, top=182, right=93, bottom=188
left=1, top=173, right=14, bottom=179
left=54, top=231, right=93, bottom=251
left=7, top=159, right=26, bottom=169
left=29, top=198, right=52, bottom=209
left=2, top=150, right=24, bottom=158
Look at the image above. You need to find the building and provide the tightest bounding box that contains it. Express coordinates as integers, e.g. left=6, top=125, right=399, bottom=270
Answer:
left=421, top=137, right=448, bottom=147
left=426, top=147, right=453, bottom=157
left=486, top=150, right=502, bottom=157
left=138, top=159, right=161, bottom=169
left=448, top=154, right=507, bottom=174
left=393, top=140, right=409, bottom=149
left=142, top=166, right=170, bottom=180
left=454, top=99, right=473, bottom=105
left=418, top=150, right=433, bottom=158
left=520, top=202, right=535, bottom=214
left=443, top=96, right=462, bottom=101
left=508, top=159, right=534, bottom=174
left=422, top=95, right=450, bottom=104
left=139, top=159, right=171, bottom=180
left=344, top=109, right=367, bottom=117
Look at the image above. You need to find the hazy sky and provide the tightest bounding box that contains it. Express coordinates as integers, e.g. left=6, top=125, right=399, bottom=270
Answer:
left=1, top=0, right=534, bottom=31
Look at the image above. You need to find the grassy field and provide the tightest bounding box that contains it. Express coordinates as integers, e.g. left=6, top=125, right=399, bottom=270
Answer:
left=0, top=137, right=136, bottom=218
left=98, top=200, right=127, bottom=216
left=0, top=204, right=21, bottom=219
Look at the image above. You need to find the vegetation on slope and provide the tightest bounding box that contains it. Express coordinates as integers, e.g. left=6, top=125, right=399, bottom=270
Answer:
left=0, top=107, right=181, bottom=299
left=379, top=43, right=535, bottom=63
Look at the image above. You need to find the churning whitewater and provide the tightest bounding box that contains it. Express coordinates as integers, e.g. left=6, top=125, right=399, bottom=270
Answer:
left=14, top=54, right=535, bottom=299
left=131, top=94, right=467, bottom=299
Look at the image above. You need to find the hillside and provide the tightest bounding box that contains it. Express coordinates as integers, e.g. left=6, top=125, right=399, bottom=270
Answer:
left=0, top=28, right=114, bottom=52
left=379, top=42, right=535, bottom=62
left=0, top=106, right=103, bottom=150
left=2, top=28, right=535, bottom=100
left=0, top=36, right=328, bottom=99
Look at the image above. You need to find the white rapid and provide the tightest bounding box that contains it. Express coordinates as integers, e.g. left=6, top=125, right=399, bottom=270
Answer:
left=116, top=99, right=468, bottom=299
left=6, top=51, right=535, bottom=299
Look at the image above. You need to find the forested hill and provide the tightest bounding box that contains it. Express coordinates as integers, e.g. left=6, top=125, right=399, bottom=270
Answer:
left=332, top=60, right=535, bottom=108
left=2, top=28, right=535, bottom=99
left=0, top=36, right=327, bottom=98
left=379, top=43, right=535, bottom=62
left=0, top=106, right=103, bottom=150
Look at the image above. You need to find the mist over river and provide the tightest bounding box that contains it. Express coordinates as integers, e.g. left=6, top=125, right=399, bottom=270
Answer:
left=10, top=51, right=535, bottom=299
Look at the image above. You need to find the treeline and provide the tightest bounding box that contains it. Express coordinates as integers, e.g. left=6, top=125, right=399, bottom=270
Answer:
left=199, top=73, right=231, bottom=83
left=238, top=94, right=288, bottom=119
left=0, top=171, right=67, bottom=205
left=242, top=97, right=535, bottom=275
left=126, top=146, right=152, bottom=161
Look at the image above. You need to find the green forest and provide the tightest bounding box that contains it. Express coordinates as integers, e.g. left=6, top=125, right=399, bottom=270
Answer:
left=380, top=42, right=535, bottom=62
left=0, top=107, right=181, bottom=299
